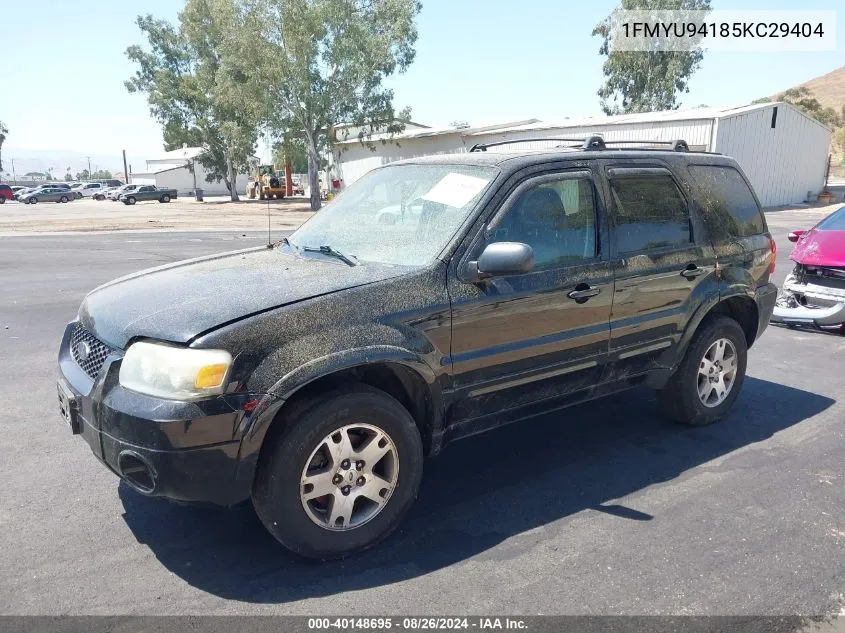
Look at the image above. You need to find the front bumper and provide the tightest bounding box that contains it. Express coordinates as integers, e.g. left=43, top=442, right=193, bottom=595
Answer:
left=58, top=323, right=254, bottom=506
left=771, top=273, right=845, bottom=327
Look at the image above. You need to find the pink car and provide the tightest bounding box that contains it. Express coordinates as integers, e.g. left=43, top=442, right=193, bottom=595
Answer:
left=772, top=205, right=845, bottom=330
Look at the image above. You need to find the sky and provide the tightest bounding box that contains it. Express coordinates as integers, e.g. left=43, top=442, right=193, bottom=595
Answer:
left=0, top=0, right=842, bottom=171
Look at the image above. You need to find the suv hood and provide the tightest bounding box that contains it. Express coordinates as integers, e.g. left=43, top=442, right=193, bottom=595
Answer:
left=79, top=246, right=411, bottom=349
left=790, top=229, right=845, bottom=267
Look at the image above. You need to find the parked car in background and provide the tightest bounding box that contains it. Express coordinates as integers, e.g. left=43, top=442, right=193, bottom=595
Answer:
left=772, top=205, right=845, bottom=331
left=57, top=139, right=778, bottom=559
left=119, top=185, right=177, bottom=205
left=73, top=183, right=107, bottom=198
left=93, top=187, right=119, bottom=201
left=108, top=184, right=139, bottom=201
left=96, top=179, right=124, bottom=188
left=15, top=183, right=72, bottom=200
left=0, top=184, right=13, bottom=204
left=20, top=187, right=74, bottom=204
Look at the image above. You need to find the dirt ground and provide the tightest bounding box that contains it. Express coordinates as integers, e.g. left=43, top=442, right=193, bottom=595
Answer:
left=1, top=193, right=843, bottom=236
left=0, top=195, right=315, bottom=235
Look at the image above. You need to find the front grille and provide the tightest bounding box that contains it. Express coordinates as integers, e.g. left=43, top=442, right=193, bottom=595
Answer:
left=70, top=325, right=112, bottom=379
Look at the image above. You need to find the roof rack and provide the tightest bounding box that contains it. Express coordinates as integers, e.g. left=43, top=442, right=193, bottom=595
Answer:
left=468, top=135, right=691, bottom=153
left=468, top=138, right=591, bottom=152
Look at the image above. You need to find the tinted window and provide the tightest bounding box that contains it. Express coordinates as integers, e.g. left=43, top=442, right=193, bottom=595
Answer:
left=489, top=176, right=598, bottom=268
left=815, top=206, right=845, bottom=231
left=689, top=165, right=765, bottom=237
left=610, top=175, right=690, bottom=253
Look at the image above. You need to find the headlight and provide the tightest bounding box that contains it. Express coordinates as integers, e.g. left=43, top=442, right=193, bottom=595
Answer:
left=118, top=341, right=232, bottom=400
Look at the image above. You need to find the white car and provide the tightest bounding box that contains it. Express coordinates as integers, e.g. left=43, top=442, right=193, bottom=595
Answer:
left=72, top=183, right=108, bottom=198
left=108, top=184, right=140, bottom=200
left=93, top=187, right=118, bottom=201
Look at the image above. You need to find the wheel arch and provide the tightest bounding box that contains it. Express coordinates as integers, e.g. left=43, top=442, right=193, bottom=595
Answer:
left=649, top=290, right=759, bottom=389
left=236, top=349, right=443, bottom=492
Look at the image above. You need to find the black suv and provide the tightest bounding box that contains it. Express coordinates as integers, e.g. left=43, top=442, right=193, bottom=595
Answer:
left=57, top=137, right=777, bottom=559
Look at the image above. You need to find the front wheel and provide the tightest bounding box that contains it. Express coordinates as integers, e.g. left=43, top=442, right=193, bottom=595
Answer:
left=126, top=197, right=136, bottom=205
left=29, top=197, right=38, bottom=204
left=160, top=194, right=170, bottom=203
left=658, top=315, right=748, bottom=426
left=252, top=385, right=424, bottom=559
left=60, top=196, right=68, bottom=203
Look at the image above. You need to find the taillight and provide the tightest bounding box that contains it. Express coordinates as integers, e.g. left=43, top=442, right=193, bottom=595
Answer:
left=769, top=237, right=777, bottom=275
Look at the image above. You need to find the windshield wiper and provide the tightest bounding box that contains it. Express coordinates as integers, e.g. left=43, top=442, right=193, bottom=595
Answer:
left=301, top=244, right=358, bottom=267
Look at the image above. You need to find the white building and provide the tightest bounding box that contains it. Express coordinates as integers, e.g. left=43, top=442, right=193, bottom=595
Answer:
left=333, top=103, right=832, bottom=207
left=131, top=147, right=255, bottom=196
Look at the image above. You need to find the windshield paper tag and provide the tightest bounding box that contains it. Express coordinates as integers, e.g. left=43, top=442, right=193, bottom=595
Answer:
left=422, top=173, right=489, bottom=208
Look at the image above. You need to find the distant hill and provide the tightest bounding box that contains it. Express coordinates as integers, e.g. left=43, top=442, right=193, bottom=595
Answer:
left=789, top=65, right=845, bottom=112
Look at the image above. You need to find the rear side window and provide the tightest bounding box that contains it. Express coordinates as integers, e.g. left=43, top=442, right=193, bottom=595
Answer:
left=689, top=165, right=765, bottom=237
left=609, top=175, right=691, bottom=253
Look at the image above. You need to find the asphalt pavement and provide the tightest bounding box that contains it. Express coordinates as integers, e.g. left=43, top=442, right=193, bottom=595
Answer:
left=1, top=216, right=844, bottom=616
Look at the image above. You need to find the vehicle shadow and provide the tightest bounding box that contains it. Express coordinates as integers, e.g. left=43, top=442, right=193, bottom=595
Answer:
left=119, top=376, right=833, bottom=604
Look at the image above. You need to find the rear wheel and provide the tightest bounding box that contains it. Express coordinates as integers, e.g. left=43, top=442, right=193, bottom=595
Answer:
left=161, top=194, right=170, bottom=203
left=29, top=197, right=38, bottom=204
left=0, top=197, right=5, bottom=204
left=658, top=315, right=748, bottom=426
left=252, top=385, right=424, bottom=559
left=60, top=196, right=68, bottom=203
left=126, top=196, right=136, bottom=205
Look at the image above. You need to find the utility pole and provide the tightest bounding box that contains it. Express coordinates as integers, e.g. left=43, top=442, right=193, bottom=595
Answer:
left=10, top=158, right=16, bottom=184
left=86, top=156, right=92, bottom=179
left=122, top=149, right=129, bottom=184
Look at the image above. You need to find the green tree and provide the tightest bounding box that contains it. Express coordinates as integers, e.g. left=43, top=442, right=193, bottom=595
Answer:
left=755, top=87, right=841, bottom=128
left=0, top=121, right=7, bottom=172
left=91, top=169, right=113, bottom=179
left=593, top=0, right=710, bottom=115
left=240, top=0, right=421, bottom=210
left=64, top=172, right=73, bottom=181
left=125, top=0, right=260, bottom=201
left=273, top=137, right=310, bottom=174
left=75, top=169, right=90, bottom=181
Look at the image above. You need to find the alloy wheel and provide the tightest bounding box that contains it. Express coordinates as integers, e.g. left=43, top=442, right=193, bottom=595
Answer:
left=697, top=338, right=738, bottom=408
left=300, top=423, right=399, bottom=531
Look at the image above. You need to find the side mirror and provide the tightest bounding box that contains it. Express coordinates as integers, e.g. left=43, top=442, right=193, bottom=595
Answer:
left=467, top=242, right=535, bottom=281
left=787, top=230, right=806, bottom=243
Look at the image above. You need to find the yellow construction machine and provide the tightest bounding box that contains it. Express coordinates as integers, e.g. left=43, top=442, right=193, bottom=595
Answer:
left=247, top=164, right=286, bottom=200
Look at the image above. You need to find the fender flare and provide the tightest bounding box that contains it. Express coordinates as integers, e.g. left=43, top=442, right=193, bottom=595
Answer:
left=655, top=286, right=755, bottom=383
left=235, top=345, right=441, bottom=475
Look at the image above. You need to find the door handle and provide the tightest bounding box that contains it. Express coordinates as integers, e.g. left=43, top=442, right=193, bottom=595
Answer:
left=567, top=286, right=601, bottom=301
left=681, top=266, right=706, bottom=279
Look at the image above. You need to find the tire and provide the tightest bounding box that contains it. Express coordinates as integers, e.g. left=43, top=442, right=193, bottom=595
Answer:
left=161, top=194, right=170, bottom=203
left=29, top=197, right=38, bottom=204
left=658, top=315, right=748, bottom=426
left=0, top=197, right=5, bottom=204
left=252, top=385, right=424, bottom=559
left=60, top=196, right=68, bottom=203
left=126, top=197, right=136, bottom=205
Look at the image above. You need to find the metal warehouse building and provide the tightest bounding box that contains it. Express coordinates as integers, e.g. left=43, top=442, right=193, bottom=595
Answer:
left=333, top=103, right=832, bottom=207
